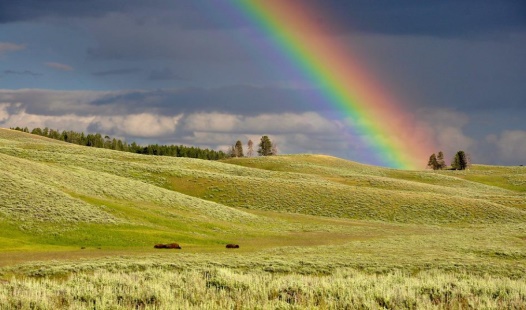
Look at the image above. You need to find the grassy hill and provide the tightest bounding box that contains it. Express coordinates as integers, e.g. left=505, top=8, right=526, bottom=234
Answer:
left=1, top=127, right=526, bottom=249
left=1, top=127, right=526, bottom=308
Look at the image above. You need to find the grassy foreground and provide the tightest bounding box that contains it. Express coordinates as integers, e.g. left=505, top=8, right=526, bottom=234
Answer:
left=2, top=265, right=526, bottom=309
left=1, top=128, right=526, bottom=309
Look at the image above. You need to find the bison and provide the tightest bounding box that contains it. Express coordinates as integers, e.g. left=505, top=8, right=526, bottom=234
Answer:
left=154, top=243, right=181, bottom=249
left=226, top=244, right=239, bottom=249
left=165, top=243, right=182, bottom=249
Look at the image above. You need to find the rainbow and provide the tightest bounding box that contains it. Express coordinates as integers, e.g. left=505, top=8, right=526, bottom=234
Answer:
left=232, top=1, right=433, bottom=169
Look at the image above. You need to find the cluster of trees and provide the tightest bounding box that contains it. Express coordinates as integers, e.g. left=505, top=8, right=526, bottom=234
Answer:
left=10, top=126, right=227, bottom=160
left=427, top=151, right=447, bottom=170
left=229, top=135, right=277, bottom=157
left=428, top=150, right=471, bottom=170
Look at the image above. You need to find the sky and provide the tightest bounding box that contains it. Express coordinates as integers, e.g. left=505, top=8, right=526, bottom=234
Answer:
left=0, top=0, right=525, bottom=167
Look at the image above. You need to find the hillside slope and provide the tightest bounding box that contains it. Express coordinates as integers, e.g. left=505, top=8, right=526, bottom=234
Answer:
left=1, top=128, right=525, bottom=252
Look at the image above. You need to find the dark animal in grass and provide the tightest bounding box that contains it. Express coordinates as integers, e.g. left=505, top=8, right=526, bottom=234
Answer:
left=165, top=243, right=182, bottom=249
left=226, top=244, right=239, bottom=249
left=154, top=243, right=181, bottom=249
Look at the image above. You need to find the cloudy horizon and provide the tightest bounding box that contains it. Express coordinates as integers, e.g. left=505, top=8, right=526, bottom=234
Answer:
left=1, top=0, right=525, bottom=167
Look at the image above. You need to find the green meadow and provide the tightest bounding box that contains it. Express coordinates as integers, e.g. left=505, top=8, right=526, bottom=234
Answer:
left=1, top=128, right=526, bottom=309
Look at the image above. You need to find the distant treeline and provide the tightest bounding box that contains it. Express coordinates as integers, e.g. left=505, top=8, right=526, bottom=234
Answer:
left=10, top=126, right=227, bottom=160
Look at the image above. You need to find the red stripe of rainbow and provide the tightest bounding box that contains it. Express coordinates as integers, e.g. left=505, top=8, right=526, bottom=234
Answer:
left=234, top=0, right=433, bottom=169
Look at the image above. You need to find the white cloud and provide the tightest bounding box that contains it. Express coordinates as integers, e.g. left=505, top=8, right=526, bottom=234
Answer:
left=0, top=105, right=182, bottom=138
left=0, top=42, right=25, bottom=56
left=45, top=62, right=74, bottom=71
left=1, top=108, right=95, bottom=132
left=0, top=105, right=350, bottom=157
left=90, top=113, right=183, bottom=138
left=2, top=89, right=523, bottom=166
left=183, top=112, right=342, bottom=134
left=0, top=103, right=11, bottom=122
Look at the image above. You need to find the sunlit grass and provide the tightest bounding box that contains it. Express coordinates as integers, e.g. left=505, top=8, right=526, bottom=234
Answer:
left=1, top=128, right=526, bottom=309
left=1, top=266, right=525, bottom=309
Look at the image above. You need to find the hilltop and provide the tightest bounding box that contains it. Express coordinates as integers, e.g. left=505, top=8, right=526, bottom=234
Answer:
left=1, top=127, right=525, bottom=254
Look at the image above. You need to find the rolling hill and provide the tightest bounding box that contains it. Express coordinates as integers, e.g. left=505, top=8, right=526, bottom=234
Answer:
left=1, top=127, right=526, bottom=253
left=2, top=127, right=526, bottom=308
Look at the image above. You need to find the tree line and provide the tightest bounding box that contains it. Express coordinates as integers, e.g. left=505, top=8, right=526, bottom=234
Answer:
left=427, top=150, right=471, bottom=170
left=228, top=135, right=277, bottom=158
left=10, top=126, right=227, bottom=160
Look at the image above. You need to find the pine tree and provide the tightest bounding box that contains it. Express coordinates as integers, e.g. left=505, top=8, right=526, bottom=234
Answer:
left=451, top=150, right=468, bottom=170
left=234, top=140, right=244, bottom=157
left=427, top=153, right=439, bottom=170
left=31, top=127, right=43, bottom=136
left=257, top=135, right=273, bottom=156
left=437, top=151, right=446, bottom=169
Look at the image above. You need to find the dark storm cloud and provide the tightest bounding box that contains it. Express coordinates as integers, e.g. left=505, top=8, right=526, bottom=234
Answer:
left=90, top=85, right=318, bottom=116
left=3, top=70, right=41, bottom=77
left=148, top=68, right=184, bottom=81
left=0, top=1, right=242, bottom=30
left=0, top=86, right=319, bottom=117
left=1, top=0, right=523, bottom=37
left=316, top=0, right=526, bottom=37
left=0, top=0, right=137, bottom=23
left=92, top=68, right=142, bottom=77
left=83, top=14, right=252, bottom=62
left=1, top=1, right=525, bottom=166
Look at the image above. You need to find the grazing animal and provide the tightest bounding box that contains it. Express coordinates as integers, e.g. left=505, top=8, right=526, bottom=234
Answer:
left=154, top=243, right=181, bottom=249
left=226, top=244, right=239, bottom=249
left=166, top=243, right=182, bottom=249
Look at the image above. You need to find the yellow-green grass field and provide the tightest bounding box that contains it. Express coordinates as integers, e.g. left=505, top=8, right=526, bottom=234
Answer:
left=1, top=128, right=526, bottom=309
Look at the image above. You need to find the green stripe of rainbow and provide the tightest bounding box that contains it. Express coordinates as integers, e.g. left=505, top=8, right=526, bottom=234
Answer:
left=234, top=0, right=433, bottom=169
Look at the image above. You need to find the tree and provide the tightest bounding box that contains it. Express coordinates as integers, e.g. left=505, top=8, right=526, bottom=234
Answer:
left=451, top=150, right=468, bottom=170
left=104, top=135, right=111, bottom=149
left=257, top=135, right=273, bottom=156
left=437, top=151, right=447, bottom=169
left=234, top=140, right=244, bottom=157
left=14, top=125, right=227, bottom=160
left=427, top=153, right=439, bottom=170
left=247, top=139, right=254, bottom=157
left=31, top=127, right=43, bottom=136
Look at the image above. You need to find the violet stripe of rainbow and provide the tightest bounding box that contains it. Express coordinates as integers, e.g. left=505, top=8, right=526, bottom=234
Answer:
left=235, top=0, right=432, bottom=169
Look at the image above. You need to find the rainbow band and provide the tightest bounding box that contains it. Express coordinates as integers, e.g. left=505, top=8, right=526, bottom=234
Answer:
left=233, top=1, right=432, bottom=169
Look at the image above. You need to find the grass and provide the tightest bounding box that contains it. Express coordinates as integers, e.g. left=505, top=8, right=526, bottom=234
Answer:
left=2, top=267, right=526, bottom=309
left=1, top=128, right=526, bottom=308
